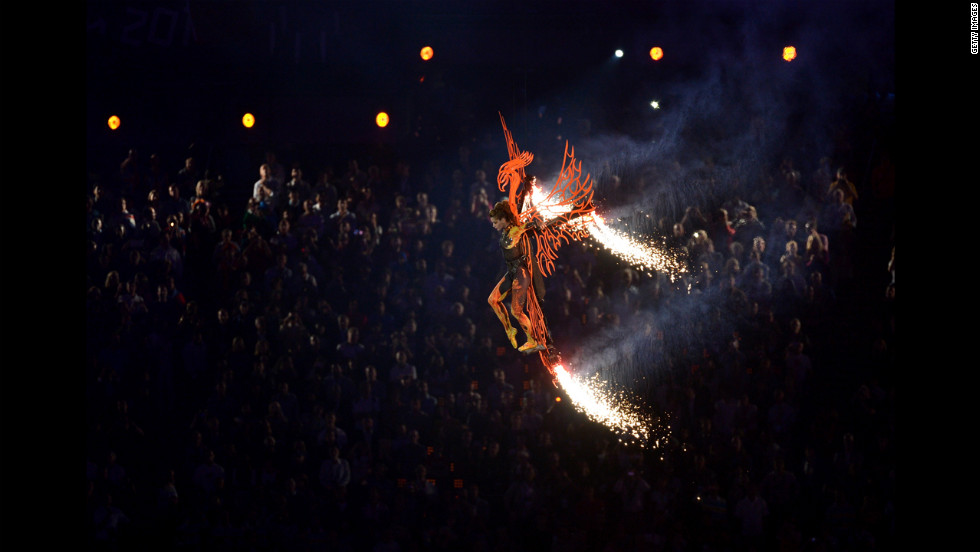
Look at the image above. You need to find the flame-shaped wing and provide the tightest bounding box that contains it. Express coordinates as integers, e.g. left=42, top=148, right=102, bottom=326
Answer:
left=497, top=113, right=596, bottom=277
left=497, top=113, right=532, bottom=222
left=522, top=141, right=596, bottom=276
left=495, top=113, right=597, bottom=350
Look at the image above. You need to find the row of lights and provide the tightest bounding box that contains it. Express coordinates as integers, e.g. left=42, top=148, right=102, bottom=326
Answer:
left=106, top=104, right=395, bottom=132
left=614, top=45, right=797, bottom=62
left=621, top=45, right=797, bottom=112
left=104, top=43, right=797, bottom=131
left=613, top=47, right=664, bottom=60
left=106, top=44, right=438, bottom=132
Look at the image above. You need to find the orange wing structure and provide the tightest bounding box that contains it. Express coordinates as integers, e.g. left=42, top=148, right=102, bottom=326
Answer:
left=496, top=113, right=596, bottom=366
left=497, top=113, right=596, bottom=276
left=497, top=112, right=532, bottom=222
left=523, top=141, right=596, bottom=277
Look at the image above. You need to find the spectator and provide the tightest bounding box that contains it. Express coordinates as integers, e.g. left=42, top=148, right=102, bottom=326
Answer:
left=268, top=217, right=300, bottom=258
left=283, top=164, right=312, bottom=203
left=295, top=199, right=325, bottom=241
left=779, top=240, right=803, bottom=274
left=821, top=188, right=858, bottom=237
left=92, top=492, right=131, bottom=546
left=389, top=349, right=418, bottom=388
left=176, top=157, right=200, bottom=198
left=110, top=197, right=137, bottom=232
left=803, top=219, right=830, bottom=278
left=767, top=388, right=797, bottom=444
left=192, top=449, right=225, bottom=497
left=734, top=483, right=769, bottom=550
left=827, top=167, right=858, bottom=206
left=680, top=205, right=709, bottom=237
left=253, top=163, right=281, bottom=208
left=734, top=205, right=766, bottom=250
left=212, top=228, right=244, bottom=298
left=241, top=226, right=275, bottom=280
left=318, top=445, right=351, bottom=491
left=336, top=326, right=366, bottom=364
left=708, top=208, right=736, bottom=254
left=278, top=188, right=304, bottom=226
left=326, top=198, right=357, bottom=240
left=160, top=183, right=190, bottom=222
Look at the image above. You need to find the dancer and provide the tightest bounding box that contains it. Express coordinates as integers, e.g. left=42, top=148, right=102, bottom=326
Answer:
left=488, top=114, right=597, bottom=359
left=487, top=198, right=549, bottom=353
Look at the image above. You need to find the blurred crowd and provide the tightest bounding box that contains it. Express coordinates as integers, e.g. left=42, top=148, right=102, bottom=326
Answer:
left=85, top=114, right=895, bottom=551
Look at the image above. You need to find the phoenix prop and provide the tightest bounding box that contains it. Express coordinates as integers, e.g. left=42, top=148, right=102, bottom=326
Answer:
left=492, top=114, right=673, bottom=448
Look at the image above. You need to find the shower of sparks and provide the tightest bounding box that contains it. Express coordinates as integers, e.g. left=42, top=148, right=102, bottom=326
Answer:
left=551, top=363, right=670, bottom=449
left=584, top=215, right=687, bottom=281
left=529, top=185, right=687, bottom=281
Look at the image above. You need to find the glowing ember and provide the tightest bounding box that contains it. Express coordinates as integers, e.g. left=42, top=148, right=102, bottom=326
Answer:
left=551, top=363, right=669, bottom=449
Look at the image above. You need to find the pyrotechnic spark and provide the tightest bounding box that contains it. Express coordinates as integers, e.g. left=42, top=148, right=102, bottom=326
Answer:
left=551, top=363, right=669, bottom=449
left=527, top=183, right=574, bottom=221
left=529, top=184, right=687, bottom=281
left=525, top=182, right=676, bottom=448
left=585, top=215, right=687, bottom=281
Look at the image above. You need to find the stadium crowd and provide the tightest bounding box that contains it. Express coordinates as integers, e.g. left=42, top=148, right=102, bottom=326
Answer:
left=85, top=111, right=895, bottom=551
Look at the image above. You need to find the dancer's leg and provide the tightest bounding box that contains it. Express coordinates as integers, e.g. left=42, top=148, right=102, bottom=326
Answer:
left=488, top=277, right=518, bottom=348
left=510, top=267, right=543, bottom=351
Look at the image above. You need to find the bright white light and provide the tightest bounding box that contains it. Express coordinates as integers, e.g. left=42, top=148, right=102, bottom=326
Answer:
left=614, top=49, right=624, bottom=58
left=649, top=100, right=660, bottom=109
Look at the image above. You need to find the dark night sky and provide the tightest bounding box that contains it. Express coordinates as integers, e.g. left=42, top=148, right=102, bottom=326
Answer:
left=86, top=0, right=895, bottom=196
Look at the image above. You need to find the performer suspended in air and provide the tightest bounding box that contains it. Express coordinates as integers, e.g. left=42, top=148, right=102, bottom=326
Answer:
left=488, top=114, right=596, bottom=360
left=488, top=195, right=550, bottom=353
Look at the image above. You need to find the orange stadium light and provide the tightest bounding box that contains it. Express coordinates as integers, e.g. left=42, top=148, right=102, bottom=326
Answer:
left=782, top=45, right=797, bottom=62
left=242, top=113, right=255, bottom=128
left=649, top=46, right=664, bottom=61
left=420, top=46, right=434, bottom=61
left=376, top=111, right=390, bottom=128
left=107, top=115, right=121, bottom=130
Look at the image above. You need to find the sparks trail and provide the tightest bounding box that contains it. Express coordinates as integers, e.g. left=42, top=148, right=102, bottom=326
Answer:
left=548, top=360, right=670, bottom=449
left=524, top=175, right=688, bottom=281
left=585, top=216, right=687, bottom=281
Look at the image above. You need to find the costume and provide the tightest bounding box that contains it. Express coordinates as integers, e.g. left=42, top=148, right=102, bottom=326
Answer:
left=489, top=216, right=549, bottom=352
left=488, top=114, right=596, bottom=360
